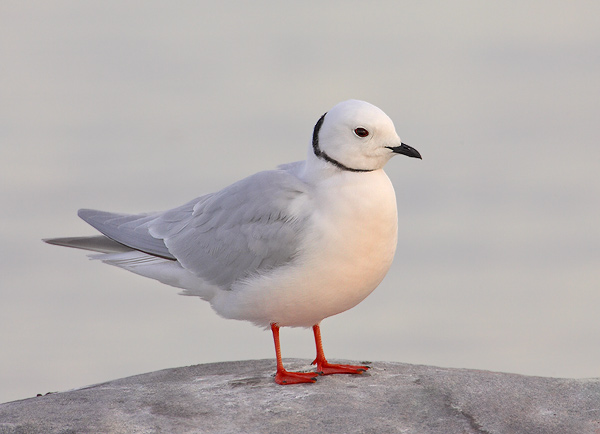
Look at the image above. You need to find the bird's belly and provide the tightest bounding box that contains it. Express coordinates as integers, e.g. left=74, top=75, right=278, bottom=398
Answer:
left=213, top=225, right=397, bottom=327
left=285, top=217, right=398, bottom=325
left=212, top=170, right=399, bottom=328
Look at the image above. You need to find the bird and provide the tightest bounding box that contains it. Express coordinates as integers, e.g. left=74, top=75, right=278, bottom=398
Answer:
left=44, top=99, right=421, bottom=384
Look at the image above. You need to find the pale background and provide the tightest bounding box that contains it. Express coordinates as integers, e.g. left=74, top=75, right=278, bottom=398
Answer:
left=1, top=1, right=599, bottom=404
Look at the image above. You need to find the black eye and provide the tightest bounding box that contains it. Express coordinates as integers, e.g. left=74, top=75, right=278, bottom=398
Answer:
left=354, top=127, right=369, bottom=138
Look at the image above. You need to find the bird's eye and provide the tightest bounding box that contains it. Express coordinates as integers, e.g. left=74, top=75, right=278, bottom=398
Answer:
left=354, top=127, right=369, bottom=138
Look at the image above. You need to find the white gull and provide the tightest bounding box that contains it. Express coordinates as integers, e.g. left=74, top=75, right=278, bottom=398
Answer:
left=45, top=99, right=421, bottom=384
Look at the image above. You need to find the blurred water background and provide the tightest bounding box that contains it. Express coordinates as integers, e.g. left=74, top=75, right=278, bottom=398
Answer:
left=1, top=1, right=599, bottom=403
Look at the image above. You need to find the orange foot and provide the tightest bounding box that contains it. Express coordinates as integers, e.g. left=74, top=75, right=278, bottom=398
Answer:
left=274, top=369, right=318, bottom=385
left=313, top=360, right=370, bottom=376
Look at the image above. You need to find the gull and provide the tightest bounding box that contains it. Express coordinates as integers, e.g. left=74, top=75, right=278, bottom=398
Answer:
left=44, top=100, right=421, bottom=384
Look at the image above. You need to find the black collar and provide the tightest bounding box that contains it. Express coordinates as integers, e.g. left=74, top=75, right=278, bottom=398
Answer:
left=312, top=113, right=373, bottom=173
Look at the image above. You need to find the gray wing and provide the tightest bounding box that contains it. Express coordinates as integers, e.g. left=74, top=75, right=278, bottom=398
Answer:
left=148, top=168, right=310, bottom=288
left=78, top=167, right=310, bottom=289
left=43, top=235, right=135, bottom=254
left=78, top=210, right=176, bottom=259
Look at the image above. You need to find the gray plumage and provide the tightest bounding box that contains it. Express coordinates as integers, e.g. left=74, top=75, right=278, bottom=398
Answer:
left=43, top=235, right=133, bottom=254
left=49, top=166, right=310, bottom=290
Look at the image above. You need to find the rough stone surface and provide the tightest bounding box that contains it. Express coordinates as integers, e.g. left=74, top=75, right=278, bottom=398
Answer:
left=1, top=359, right=599, bottom=434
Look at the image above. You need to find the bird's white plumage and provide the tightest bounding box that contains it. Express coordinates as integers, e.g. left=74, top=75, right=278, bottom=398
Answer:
left=47, top=100, right=418, bottom=328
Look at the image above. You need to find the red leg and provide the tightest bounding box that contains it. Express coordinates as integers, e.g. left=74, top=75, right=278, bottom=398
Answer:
left=271, top=323, right=317, bottom=385
left=311, top=323, right=370, bottom=375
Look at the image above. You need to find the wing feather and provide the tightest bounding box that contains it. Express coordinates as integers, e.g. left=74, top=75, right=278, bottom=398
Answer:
left=149, top=167, right=310, bottom=288
left=43, top=235, right=134, bottom=254
left=77, top=209, right=175, bottom=259
left=76, top=164, right=310, bottom=289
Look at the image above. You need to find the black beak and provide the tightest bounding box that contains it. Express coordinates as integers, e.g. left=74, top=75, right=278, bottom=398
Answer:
left=387, top=143, right=422, bottom=159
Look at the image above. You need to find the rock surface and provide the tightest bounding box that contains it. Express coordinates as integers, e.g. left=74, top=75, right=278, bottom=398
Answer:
left=1, top=359, right=599, bottom=434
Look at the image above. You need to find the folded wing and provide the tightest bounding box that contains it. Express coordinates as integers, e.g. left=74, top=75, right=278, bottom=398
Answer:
left=149, top=169, right=309, bottom=288
left=78, top=210, right=175, bottom=259
left=75, top=167, right=310, bottom=289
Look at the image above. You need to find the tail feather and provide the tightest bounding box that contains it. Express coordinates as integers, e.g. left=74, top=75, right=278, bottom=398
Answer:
left=43, top=236, right=134, bottom=254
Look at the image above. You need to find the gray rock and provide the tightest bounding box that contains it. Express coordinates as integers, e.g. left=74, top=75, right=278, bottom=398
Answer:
left=1, top=359, right=599, bottom=434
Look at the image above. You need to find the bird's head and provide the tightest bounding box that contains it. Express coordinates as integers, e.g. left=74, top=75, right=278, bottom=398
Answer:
left=311, top=99, right=421, bottom=173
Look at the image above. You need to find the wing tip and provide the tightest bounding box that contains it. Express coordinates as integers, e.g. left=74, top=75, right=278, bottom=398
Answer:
left=42, top=237, right=61, bottom=246
left=43, top=235, right=135, bottom=254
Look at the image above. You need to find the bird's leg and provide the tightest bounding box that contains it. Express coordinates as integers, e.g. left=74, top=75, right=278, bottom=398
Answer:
left=271, top=323, right=317, bottom=385
left=311, top=323, right=370, bottom=375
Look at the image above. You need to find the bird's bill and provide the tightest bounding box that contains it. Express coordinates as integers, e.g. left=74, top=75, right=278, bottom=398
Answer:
left=388, top=143, right=422, bottom=159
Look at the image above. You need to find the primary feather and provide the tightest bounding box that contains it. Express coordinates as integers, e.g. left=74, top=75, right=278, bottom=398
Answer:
left=78, top=210, right=174, bottom=259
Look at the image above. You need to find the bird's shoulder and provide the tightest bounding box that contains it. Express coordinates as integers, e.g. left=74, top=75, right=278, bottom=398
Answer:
left=199, top=162, right=310, bottom=215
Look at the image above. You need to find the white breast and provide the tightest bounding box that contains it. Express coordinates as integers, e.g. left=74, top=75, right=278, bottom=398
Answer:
left=212, top=169, right=398, bottom=328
